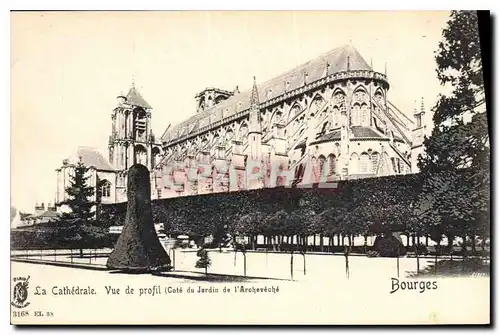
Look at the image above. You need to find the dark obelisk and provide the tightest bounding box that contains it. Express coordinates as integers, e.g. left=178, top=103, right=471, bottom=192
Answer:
left=106, top=164, right=171, bottom=272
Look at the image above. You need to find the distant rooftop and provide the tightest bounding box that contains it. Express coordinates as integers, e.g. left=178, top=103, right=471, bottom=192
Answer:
left=63, top=146, right=116, bottom=171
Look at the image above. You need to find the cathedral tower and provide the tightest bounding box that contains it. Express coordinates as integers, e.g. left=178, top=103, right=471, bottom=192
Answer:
left=109, top=84, right=161, bottom=201
left=195, top=87, right=233, bottom=113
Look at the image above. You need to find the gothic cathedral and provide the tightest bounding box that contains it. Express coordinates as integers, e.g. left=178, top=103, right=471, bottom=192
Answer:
left=56, top=44, right=426, bottom=206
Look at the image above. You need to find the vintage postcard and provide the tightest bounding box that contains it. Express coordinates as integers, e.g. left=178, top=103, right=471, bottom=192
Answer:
left=10, top=10, right=490, bottom=325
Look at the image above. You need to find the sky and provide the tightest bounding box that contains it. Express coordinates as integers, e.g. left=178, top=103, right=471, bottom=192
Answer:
left=11, top=10, right=451, bottom=212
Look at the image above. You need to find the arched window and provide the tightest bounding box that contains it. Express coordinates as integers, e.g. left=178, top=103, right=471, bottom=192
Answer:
left=374, top=90, right=384, bottom=104
left=215, top=95, right=226, bottom=105
left=360, top=104, right=369, bottom=126
left=309, top=96, right=324, bottom=118
left=327, top=154, right=337, bottom=176
left=371, top=152, right=380, bottom=173
left=152, top=147, right=161, bottom=169
left=288, top=104, right=302, bottom=123
left=332, top=106, right=340, bottom=127
left=198, top=97, right=206, bottom=109
left=318, top=155, right=327, bottom=178
left=351, top=104, right=360, bottom=126
left=135, top=144, right=147, bottom=166
left=350, top=153, right=359, bottom=174
left=100, top=180, right=111, bottom=198
left=333, top=91, right=346, bottom=107
left=416, top=114, right=422, bottom=128
left=359, top=153, right=370, bottom=173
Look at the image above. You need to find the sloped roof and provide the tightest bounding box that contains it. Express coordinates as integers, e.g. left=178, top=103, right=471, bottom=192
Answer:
left=125, top=86, right=152, bottom=109
left=315, top=129, right=342, bottom=143
left=351, top=127, right=383, bottom=139
left=67, top=146, right=116, bottom=171
left=36, top=210, right=59, bottom=219
left=163, top=44, right=372, bottom=143
left=297, top=126, right=392, bottom=148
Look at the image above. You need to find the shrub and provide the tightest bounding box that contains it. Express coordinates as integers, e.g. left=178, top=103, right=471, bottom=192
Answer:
left=373, top=234, right=406, bottom=257
left=195, top=248, right=211, bottom=273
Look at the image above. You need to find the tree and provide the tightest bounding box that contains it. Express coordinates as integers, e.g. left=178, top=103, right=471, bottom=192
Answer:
left=195, top=248, right=211, bottom=275
left=223, top=195, right=256, bottom=273
left=417, top=11, right=490, bottom=254
left=261, top=210, right=288, bottom=251
left=213, top=223, right=231, bottom=252
left=57, top=160, right=106, bottom=257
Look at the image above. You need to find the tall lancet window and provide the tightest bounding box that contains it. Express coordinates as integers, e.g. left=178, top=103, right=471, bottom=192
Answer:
left=351, top=104, right=360, bottom=126
left=374, top=90, right=384, bottom=107
left=318, top=155, right=327, bottom=179
left=327, top=154, right=337, bottom=176
left=135, top=145, right=147, bottom=166
left=100, top=180, right=111, bottom=198
left=416, top=114, right=422, bottom=128
left=332, top=106, right=340, bottom=127
left=359, top=153, right=370, bottom=173
left=152, top=147, right=161, bottom=169
left=360, top=104, right=369, bottom=126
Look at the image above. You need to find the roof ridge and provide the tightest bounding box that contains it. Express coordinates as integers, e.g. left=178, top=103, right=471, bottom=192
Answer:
left=176, top=45, right=351, bottom=119
left=163, top=44, right=373, bottom=141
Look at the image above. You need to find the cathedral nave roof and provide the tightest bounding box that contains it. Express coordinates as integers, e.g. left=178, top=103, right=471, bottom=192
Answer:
left=162, top=44, right=373, bottom=143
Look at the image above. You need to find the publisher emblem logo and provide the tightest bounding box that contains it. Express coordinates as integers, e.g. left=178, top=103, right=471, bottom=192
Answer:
left=11, top=276, right=31, bottom=309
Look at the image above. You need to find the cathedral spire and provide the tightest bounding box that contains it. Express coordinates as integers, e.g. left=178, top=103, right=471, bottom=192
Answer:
left=250, top=76, right=259, bottom=106
left=248, top=76, right=262, bottom=135
left=420, top=97, right=425, bottom=115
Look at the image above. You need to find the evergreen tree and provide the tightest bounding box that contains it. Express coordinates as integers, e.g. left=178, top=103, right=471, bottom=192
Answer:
left=417, top=11, right=490, bottom=250
left=63, top=160, right=95, bottom=221
left=57, top=159, right=107, bottom=256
